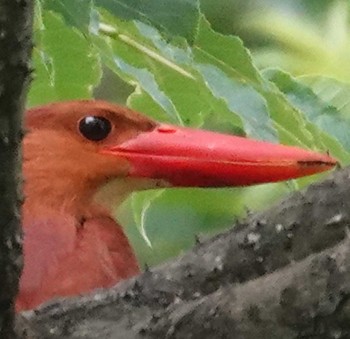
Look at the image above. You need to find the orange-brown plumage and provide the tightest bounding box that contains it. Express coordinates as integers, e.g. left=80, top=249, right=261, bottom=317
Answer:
left=19, top=101, right=154, bottom=311
left=18, top=100, right=336, bottom=311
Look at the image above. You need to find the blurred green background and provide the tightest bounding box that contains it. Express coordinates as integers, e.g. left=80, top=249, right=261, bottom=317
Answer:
left=31, top=0, right=350, bottom=267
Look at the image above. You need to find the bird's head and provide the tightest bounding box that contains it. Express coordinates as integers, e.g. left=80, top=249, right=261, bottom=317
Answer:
left=24, top=100, right=336, bottom=217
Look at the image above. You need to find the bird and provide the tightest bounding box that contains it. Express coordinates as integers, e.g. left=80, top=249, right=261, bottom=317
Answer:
left=17, top=100, right=336, bottom=311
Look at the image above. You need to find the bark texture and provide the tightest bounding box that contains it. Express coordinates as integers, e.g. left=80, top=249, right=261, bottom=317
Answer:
left=18, top=167, right=350, bottom=338
left=0, top=1, right=33, bottom=338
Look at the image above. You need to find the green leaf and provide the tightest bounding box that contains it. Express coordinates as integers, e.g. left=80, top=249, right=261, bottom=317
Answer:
left=43, top=0, right=93, bottom=32
left=264, top=68, right=350, bottom=163
left=127, top=88, right=177, bottom=123
left=301, top=75, right=350, bottom=120
left=194, top=17, right=262, bottom=84
left=193, top=17, right=317, bottom=148
left=95, top=0, right=200, bottom=43
left=28, top=11, right=101, bottom=106
left=131, top=189, right=165, bottom=247
left=196, top=63, right=277, bottom=141
left=114, top=56, right=183, bottom=124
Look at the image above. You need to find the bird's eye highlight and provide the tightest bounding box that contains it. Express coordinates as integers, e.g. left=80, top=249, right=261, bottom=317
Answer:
left=78, top=116, right=112, bottom=141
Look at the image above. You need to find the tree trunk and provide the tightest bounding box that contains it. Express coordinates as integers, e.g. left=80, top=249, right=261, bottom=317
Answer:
left=0, top=1, right=33, bottom=338
left=18, top=167, right=350, bottom=338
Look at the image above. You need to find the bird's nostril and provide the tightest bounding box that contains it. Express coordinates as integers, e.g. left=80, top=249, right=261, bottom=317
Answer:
left=157, top=125, right=176, bottom=133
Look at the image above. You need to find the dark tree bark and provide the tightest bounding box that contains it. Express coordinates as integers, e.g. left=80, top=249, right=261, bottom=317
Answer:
left=0, top=1, right=33, bottom=338
left=17, top=167, right=350, bottom=338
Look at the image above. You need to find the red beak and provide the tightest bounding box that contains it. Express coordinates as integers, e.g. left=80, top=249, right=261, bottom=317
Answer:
left=102, top=124, right=337, bottom=187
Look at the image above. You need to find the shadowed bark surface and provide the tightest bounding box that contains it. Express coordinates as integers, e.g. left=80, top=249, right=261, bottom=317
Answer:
left=17, top=167, right=350, bottom=338
left=0, top=1, right=33, bottom=338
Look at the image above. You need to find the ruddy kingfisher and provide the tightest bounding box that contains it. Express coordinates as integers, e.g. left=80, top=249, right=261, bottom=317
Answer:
left=17, top=100, right=336, bottom=311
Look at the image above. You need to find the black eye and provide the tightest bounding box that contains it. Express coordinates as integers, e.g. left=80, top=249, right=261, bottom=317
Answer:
left=78, top=116, right=112, bottom=141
